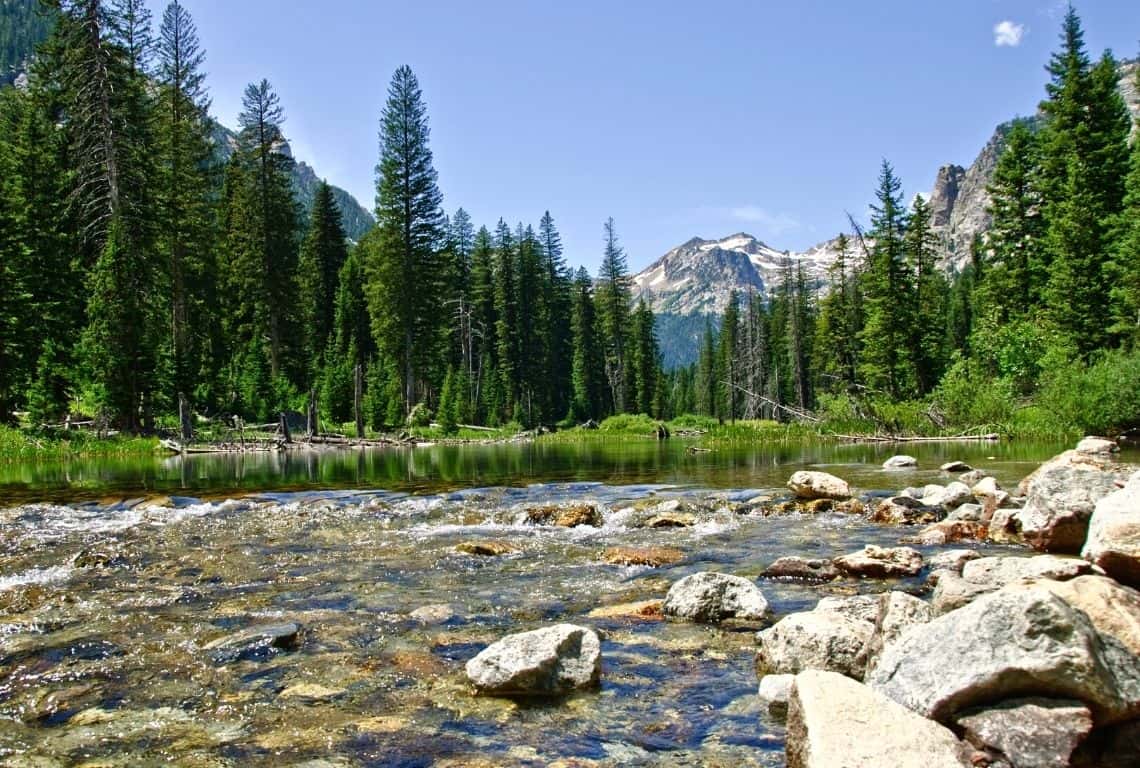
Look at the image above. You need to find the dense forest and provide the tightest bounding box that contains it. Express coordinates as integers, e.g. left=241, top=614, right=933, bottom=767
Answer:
left=0, top=0, right=662, bottom=434
left=1, top=3, right=1139, bottom=437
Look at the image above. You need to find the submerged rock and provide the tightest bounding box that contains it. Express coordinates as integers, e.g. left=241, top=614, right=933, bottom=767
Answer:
left=866, top=586, right=1140, bottom=725
left=786, top=670, right=967, bottom=768
left=586, top=599, right=663, bottom=620
left=465, top=623, right=601, bottom=696
left=761, top=556, right=840, bottom=583
left=833, top=545, right=924, bottom=578
left=601, top=546, right=684, bottom=567
left=456, top=540, right=519, bottom=557
left=786, top=471, right=852, bottom=501
left=955, top=698, right=1093, bottom=768
left=1083, top=471, right=1140, bottom=587
left=203, top=622, right=302, bottom=663
left=642, top=512, right=698, bottom=528
left=662, top=571, right=768, bottom=623
left=525, top=504, right=602, bottom=527
left=883, top=455, right=918, bottom=470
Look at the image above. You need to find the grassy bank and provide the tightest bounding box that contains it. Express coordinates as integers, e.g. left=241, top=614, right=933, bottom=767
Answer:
left=0, top=425, right=160, bottom=461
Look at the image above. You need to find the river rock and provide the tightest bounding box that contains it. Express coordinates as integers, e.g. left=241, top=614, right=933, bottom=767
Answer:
left=525, top=504, right=602, bottom=527
left=786, top=471, right=852, bottom=500
left=858, top=591, right=933, bottom=676
left=662, top=571, right=769, bottom=623
left=909, top=520, right=988, bottom=546
left=941, top=461, right=973, bottom=473
left=960, top=469, right=991, bottom=487
left=786, top=670, right=968, bottom=768
left=930, top=571, right=998, bottom=615
left=757, top=673, right=794, bottom=719
left=456, top=540, right=519, bottom=556
left=1083, top=471, right=1140, bottom=587
left=756, top=606, right=874, bottom=680
left=642, top=511, right=698, bottom=528
left=465, top=623, right=601, bottom=696
left=1014, top=463, right=1120, bottom=553
left=922, top=482, right=975, bottom=510
left=761, top=556, right=840, bottom=583
left=955, top=698, right=1093, bottom=768
left=1016, top=448, right=1122, bottom=497
left=1013, top=575, right=1140, bottom=656
left=928, top=549, right=981, bottom=574
left=883, top=455, right=918, bottom=470
left=586, top=599, right=663, bottom=620
left=1076, top=436, right=1119, bottom=456
left=946, top=502, right=984, bottom=522
left=872, top=496, right=944, bottom=526
left=866, top=586, right=1140, bottom=725
left=815, top=594, right=881, bottom=623
left=409, top=604, right=459, bottom=624
left=833, top=545, right=924, bottom=578
left=961, top=554, right=1095, bottom=587
left=203, top=622, right=302, bottom=663
left=601, top=546, right=684, bottom=567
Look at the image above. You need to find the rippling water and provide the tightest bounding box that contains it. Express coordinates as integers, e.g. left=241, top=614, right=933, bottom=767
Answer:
left=0, top=439, right=1080, bottom=766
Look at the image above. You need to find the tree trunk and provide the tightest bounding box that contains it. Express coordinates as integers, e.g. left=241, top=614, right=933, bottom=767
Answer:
left=178, top=392, right=192, bottom=441
left=306, top=388, right=317, bottom=439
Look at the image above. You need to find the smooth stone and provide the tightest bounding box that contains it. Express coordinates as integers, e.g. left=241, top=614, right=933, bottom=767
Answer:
left=833, top=545, right=924, bottom=578
left=761, top=556, right=840, bottom=583
left=955, top=698, right=1093, bottom=768
left=786, top=670, right=967, bottom=768
left=866, top=585, right=1140, bottom=725
left=601, top=546, right=684, bottom=567
left=883, top=455, right=918, bottom=469
left=662, top=572, right=769, bottom=623
left=858, top=591, right=932, bottom=676
left=757, top=673, right=795, bottom=719
left=961, top=555, right=1095, bottom=587
left=959, top=469, right=991, bottom=487
left=1076, top=436, right=1119, bottom=455
left=786, top=471, right=852, bottom=501
left=756, top=607, right=874, bottom=680
left=921, top=482, right=974, bottom=510
left=1083, top=470, right=1140, bottom=587
left=946, top=502, right=984, bottom=522
left=941, top=461, right=973, bottom=473
left=203, top=622, right=302, bottom=663
left=465, top=623, right=601, bottom=696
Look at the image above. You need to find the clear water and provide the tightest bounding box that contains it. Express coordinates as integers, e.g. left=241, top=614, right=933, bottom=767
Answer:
left=0, top=438, right=1076, bottom=766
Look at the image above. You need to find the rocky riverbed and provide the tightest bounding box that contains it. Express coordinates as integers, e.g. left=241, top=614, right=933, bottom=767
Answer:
left=0, top=439, right=1137, bottom=766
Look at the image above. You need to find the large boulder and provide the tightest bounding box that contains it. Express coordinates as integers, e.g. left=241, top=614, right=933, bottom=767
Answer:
left=858, top=591, right=932, bottom=676
left=833, top=545, right=924, bottom=578
left=1013, top=576, right=1140, bottom=656
left=465, top=624, right=601, bottom=696
left=866, top=586, right=1140, bottom=725
left=662, top=572, right=768, bottom=623
left=1014, top=464, right=1120, bottom=553
left=761, top=556, right=840, bottom=583
left=756, top=605, right=874, bottom=680
left=961, top=554, right=1095, bottom=588
left=883, top=455, right=919, bottom=469
left=786, top=670, right=968, bottom=768
left=930, top=571, right=998, bottom=615
left=1076, top=436, right=1119, bottom=456
left=1083, top=471, right=1140, bottom=588
left=1016, top=449, right=1122, bottom=497
left=955, top=698, right=1093, bottom=768
left=787, top=471, right=852, bottom=501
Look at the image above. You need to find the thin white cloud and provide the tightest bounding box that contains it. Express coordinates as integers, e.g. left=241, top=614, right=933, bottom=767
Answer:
left=728, top=205, right=800, bottom=235
left=994, top=20, right=1025, bottom=48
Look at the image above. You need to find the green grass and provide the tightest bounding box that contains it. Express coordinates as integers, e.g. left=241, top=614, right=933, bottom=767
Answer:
left=0, top=424, right=160, bottom=461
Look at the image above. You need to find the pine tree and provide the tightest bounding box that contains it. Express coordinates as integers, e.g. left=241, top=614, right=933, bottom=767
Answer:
left=569, top=268, right=604, bottom=421
left=1110, top=63, right=1140, bottom=344
left=364, top=65, right=445, bottom=415
left=298, top=180, right=348, bottom=368
left=718, top=292, right=740, bottom=422
left=814, top=233, right=860, bottom=392
left=596, top=217, right=632, bottom=413
left=907, top=194, right=948, bottom=394
left=695, top=320, right=717, bottom=416
left=538, top=211, right=573, bottom=422
left=492, top=220, right=519, bottom=420
left=438, top=365, right=458, bottom=434
left=631, top=299, right=660, bottom=416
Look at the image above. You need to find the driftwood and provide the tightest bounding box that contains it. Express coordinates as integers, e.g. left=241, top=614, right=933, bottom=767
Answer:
left=721, top=381, right=821, bottom=423
left=832, top=432, right=1000, bottom=443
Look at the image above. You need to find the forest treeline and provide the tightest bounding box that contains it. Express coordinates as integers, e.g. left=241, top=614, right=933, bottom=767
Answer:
left=1, top=4, right=1139, bottom=437
left=673, top=8, right=1140, bottom=437
left=0, top=0, right=664, bottom=433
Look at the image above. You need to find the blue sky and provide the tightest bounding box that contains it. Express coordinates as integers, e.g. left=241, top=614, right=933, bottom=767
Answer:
left=163, top=0, right=1139, bottom=272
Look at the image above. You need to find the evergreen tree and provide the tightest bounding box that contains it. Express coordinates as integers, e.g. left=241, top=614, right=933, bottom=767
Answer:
left=906, top=194, right=948, bottom=394
left=596, top=218, right=632, bottom=413
left=1110, top=64, right=1140, bottom=344
left=814, top=233, right=860, bottom=392
left=539, top=211, right=573, bottom=422
left=569, top=268, right=604, bottom=421
left=492, top=220, right=519, bottom=420
left=631, top=299, right=660, bottom=416
left=364, top=65, right=446, bottom=415
left=718, top=292, right=741, bottom=421
left=298, top=180, right=348, bottom=367
left=695, top=320, right=717, bottom=416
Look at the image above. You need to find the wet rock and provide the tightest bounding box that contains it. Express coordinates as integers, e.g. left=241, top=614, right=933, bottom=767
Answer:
left=756, top=606, right=874, bottom=680
left=1016, top=448, right=1124, bottom=497
left=786, top=670, right=967, bottom=768
left=908, top=520, right=988, bottom=546
left=465, top=623, right=601, bottom=696
left=1011, top=575, right=1140, bottom=656
left=1083, top=470, right=1140, bottom=587
left=601, top=546, right=684, bottom=567
left=1014, top=463, right=1120, bottom=553
left=883, top=455, right=918, bottom=469
left=955, top=698, right=1093, bottom=768
left=858, top=591, right=932, bottom=676
left=922, top=482, right=975, bottom=511
left=941, top=461, right=973, bottom=473
left=787, top=471, right=852, bottom=501
left=833, top=545, right=924, bottom=578
left=960, top=469, right=991, bottom=487
left=409, top=603, right=459, bottom=624
left=203, top=622, right=302, bottom=663
left=278, top=683, right=344, bottom=702
left=961, top=554, right=1095, bottom=588
left=757, top=673, right=794, bottom=719
left=73, top=543, right=132, bottom=569
left=927, top=549, right=981, bottom=575
left=662, top=572, right=769, bottom=623
left=1076, top=436, right=1119, bottom=455
left=946, top=502, right=984, bottom=522
left=866, top=586, right=1140, bottom=725
left=871, top=496, right=944, bottom=526
left=586, top=599, right=663, bottom=620
left=761, top=556, right=840, bottom=583
left=930, top=571, right=997, bottom=615
left=987, top=505, right=1024, bottom=544
left=456, top=540, right=519, bottom=557
left=525, top=504, right=602, bottom=528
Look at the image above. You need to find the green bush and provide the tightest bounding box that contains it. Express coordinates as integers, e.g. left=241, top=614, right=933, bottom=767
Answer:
left=1037, top=347, right=1140, bottom=435
left=933, top=357, right=1018, bottom=428
left=598, top=413, right=659, bottom=433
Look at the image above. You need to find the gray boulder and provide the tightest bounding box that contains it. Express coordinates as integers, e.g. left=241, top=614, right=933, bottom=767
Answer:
left=833, top=545, right=924, bottom=578
left=756, top=604, right=875, bottom=680
left=787, top=471, right=852, bottom=501
left=1083, top=470, right=1140, bottom=588
left=465, top=623, right=601, bottom=696
left=814, top=594, right=881, bottom=624
left=883, top=455, right=919, bottom=469
left=941, top=461, right=973, bottom=473
left=1014, top=464, right=1120, bottom=553
left=927, top=548, right=982, bottom=575
left=786, top=670, right=968, bottom=768
left=955, top=698, right=1092, bottom=768
left=922, top=482, right=975, bottom=511
left=761, top=556, right=840, bottom=583
left=961, top=554, right=1096, bottom=587
left=858, top=591, right=932, bottom=676
left=1076, top=436, right=1119, bottom=456
left=866, top=586, right=1140, bottom=725
left=662, top=571, right=768, bottom=623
